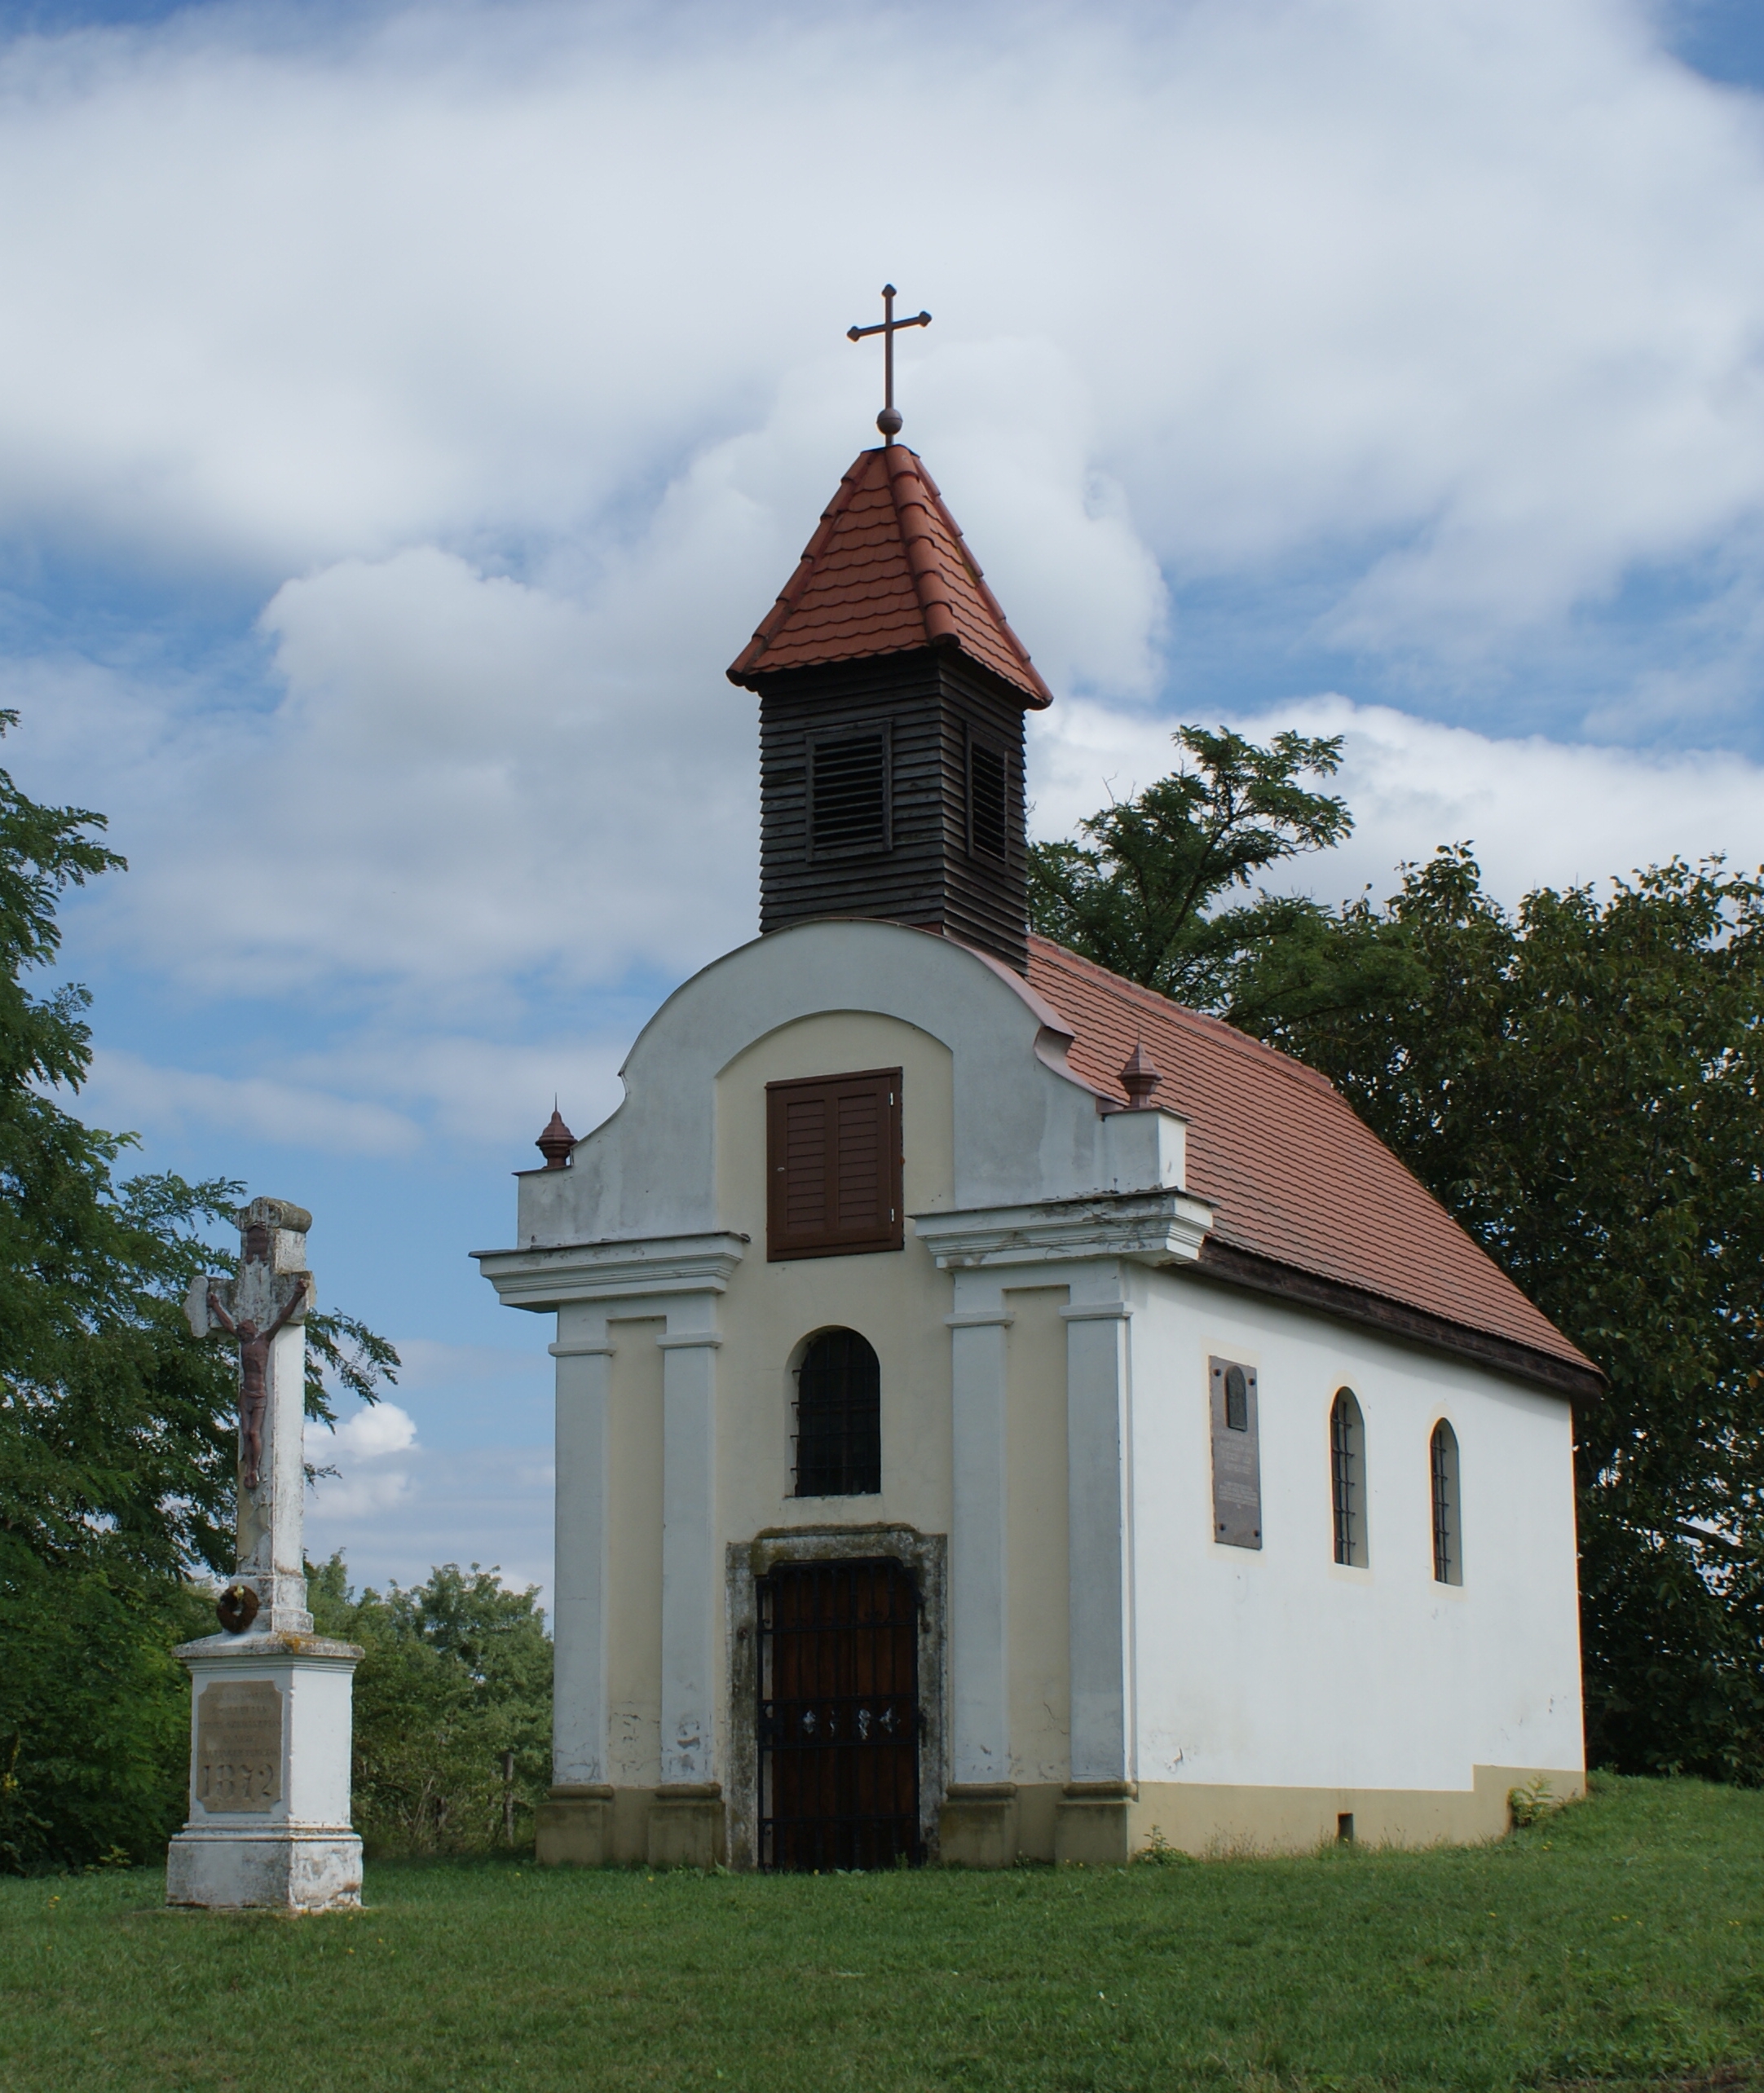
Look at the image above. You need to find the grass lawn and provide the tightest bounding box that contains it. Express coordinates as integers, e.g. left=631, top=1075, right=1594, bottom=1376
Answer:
left=0, top=1774, right=1759, bottom=2093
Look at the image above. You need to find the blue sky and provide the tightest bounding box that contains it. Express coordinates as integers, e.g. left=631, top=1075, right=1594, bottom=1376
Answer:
left=10, top=0, right=1764, bottom=1602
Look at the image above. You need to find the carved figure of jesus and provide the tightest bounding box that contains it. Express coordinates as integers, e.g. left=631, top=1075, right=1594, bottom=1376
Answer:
left=205, top=1276, right=312, bottom=1492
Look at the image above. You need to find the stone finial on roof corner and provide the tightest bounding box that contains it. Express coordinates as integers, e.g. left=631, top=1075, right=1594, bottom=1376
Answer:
left=536, top=1107, right=576, bottom=1170
left=1119, top=1040, right=1161, bottom=1110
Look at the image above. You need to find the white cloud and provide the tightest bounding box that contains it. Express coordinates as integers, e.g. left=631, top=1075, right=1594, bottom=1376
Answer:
left=310, top=1399, right=420, bottom=1522
left=333, top=1399, right=418, bottom=1460
left=28, top=524, right=765, bottom=998
left=81, top=1046, right=423, bottom=1155
left=75, top=1024, right=630, bottom=1157
left=305, top=1443, right=553, bottom=1604
left=1031, top=694, right=1764, bottom=909
left=0, top=0, right=1756, bottom=681
left=7, top=0, right=1764, bottom=1183
left=6, top=0, right=1764, bottom=1009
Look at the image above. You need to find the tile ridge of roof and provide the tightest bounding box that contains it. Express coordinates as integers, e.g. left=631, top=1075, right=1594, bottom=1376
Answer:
left=725, top=447, right=883, bottom=686
left=1026, top=933, right=1337, bottom=1098
left=906, top=454, right=1053, bottom=709
left=884, top=444, right=961, bottom=652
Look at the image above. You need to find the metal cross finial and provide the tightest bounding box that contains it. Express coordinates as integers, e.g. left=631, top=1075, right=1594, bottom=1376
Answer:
left=848, top=284, right=931, bottom=444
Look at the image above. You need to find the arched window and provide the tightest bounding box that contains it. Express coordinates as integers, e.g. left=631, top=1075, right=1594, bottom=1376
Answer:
left=793, top=1329, right=881, bottom=1497
left=1430, top=1420, right=1462, bottom=1585
left=1330, top=1390, right=1367, bottom=1566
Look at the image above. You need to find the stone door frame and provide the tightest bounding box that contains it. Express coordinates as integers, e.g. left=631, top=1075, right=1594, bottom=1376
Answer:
left=725, top=1523, right=947, bottom=1870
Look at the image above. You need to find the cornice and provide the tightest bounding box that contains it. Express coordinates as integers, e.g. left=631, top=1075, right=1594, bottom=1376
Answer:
left=472, top=1232, right=747, bottom=1310
left=1194, top=1238, right=1605, bottom=1403
left=911, top=1190, right=1213, bottom=1271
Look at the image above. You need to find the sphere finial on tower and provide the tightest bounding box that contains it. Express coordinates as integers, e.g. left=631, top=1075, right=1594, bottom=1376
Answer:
left=847, top=284, right=931, bottom=445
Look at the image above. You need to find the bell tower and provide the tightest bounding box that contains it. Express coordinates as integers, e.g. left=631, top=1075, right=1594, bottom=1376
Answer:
left=727, top=439, right=1052, bottom=974
left=728, top=286, right=1052, bottom=974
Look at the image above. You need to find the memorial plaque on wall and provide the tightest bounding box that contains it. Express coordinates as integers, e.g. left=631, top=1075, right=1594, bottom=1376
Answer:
left=195, top=1680, right=284, bottom=1812
left=1209, top=1357, right=1263, bottom=1549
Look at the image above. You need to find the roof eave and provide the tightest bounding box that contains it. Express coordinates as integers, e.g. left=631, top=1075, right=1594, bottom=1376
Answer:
left=1193, top=1237, right=1606, bottom=1403
left=727, top=634, right=1052, bottom=708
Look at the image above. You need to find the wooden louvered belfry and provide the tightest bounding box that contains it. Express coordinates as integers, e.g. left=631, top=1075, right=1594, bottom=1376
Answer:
left=729, top=444, right=1052, bottom=976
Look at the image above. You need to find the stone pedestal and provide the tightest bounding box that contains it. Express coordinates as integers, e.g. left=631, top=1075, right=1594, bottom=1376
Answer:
left=166, top=1630, right=364, bottom=1911
left=939, top=1782, right=1020, bottom=1866
left=535, top=1784, right=614, bottom=1866
left=646, top=1783, right=725, bottom=1869
left=1054, top=1779, right=1136, bottom=1866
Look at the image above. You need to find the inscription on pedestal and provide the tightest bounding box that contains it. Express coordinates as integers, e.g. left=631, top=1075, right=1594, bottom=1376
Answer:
left=195, top=1681, right=284, bottom=1812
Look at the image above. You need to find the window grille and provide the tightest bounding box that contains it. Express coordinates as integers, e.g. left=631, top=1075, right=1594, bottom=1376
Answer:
left=793, top=1329, right=882, bottom=1497
left=967, top=736, right=1008, bottom=861
left=1430, top=1420, right=1462, bottom=1585
left=765, top=1069, right=903, bottom=1262
left=809, top=731, right=889, bottom=857
left=1330, top=1389, right=1367, bottom=1566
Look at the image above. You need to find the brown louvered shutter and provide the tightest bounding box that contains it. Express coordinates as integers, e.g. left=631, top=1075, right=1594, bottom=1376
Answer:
left=767, top=1069, right=903, bottom=1261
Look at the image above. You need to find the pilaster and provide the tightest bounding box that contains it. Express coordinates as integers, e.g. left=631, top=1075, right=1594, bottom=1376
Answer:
left=657, top=1300, right=723, bottom=1862
left=940, top=1282, right=1018, bottom=1866
left=549, top=1307, right=613, bottom=1790
left=1059, top=1284, right=1136, bottom=1860
left=946, top=1290, right=1013, bottom=1791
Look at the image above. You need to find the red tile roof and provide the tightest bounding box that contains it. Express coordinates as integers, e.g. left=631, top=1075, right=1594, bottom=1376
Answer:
left=1025, top=935, right=1597, bottom=1387
left=727, top=446, right=1053, bottom=707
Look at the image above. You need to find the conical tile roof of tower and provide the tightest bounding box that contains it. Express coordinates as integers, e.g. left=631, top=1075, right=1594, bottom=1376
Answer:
left=726, top=445, right=1053, bottom=707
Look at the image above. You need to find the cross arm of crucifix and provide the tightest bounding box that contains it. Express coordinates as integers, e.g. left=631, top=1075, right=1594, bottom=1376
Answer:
left=264, top=1271, right=314, bottom=1337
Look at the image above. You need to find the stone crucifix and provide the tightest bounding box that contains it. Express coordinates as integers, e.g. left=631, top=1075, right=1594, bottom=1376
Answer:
left=185, top=1196, right=316, bottom=1637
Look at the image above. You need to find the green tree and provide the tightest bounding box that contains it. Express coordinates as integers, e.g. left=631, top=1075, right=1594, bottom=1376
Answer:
left=307, top=1555, right=552, bottom=1854
left=0, top=716, right=395, bottom=1867
left=1027, top=724, right=1353, bottom=1005
left=1233, top=849, right=1764, bottom=1781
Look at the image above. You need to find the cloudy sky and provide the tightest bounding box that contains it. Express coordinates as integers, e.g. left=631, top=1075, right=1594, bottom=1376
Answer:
left=10, top=0, right=1764, bottom=1602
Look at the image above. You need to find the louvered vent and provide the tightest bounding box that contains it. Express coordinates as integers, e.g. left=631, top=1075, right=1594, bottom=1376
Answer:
left=809, top=733, right=889, bottom=857
left=968, top=739, right=1008, bottom=861
left=766, top=1069, right=903, bottom=1261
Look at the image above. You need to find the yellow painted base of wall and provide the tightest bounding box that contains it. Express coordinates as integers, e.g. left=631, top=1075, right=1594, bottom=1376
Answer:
left=536, top=1785, right=728, bottom=1869
left=536, top=1765, right=1585, bottom=1869
left=1128, top=1765, right=1585, bottom=1859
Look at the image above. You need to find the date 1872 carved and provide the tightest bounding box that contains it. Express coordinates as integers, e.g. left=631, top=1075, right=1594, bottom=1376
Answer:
left=195, top=1680, right=284, bottom=1813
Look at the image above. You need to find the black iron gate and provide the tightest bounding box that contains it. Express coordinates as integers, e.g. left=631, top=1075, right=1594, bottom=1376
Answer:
left=756, top=1558, right=920, bottom=1870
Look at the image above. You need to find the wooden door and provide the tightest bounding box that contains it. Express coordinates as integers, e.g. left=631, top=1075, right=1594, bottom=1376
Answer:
left=756, top=1558, right=920, bottom=1870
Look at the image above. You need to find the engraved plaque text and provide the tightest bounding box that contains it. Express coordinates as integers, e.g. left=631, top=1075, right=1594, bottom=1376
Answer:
left=195, top=1680, right=284, bottom=1812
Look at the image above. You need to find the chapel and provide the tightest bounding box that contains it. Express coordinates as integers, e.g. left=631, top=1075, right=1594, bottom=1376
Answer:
left=477, top=378, right=1598, bottom=1871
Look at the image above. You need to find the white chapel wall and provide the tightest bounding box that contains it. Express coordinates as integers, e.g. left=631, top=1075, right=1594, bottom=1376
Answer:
left=1129, top=1274, right=1585, bottom=1799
